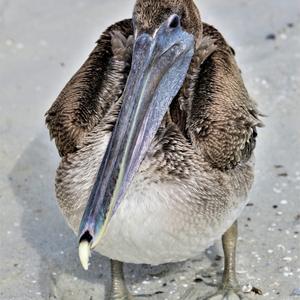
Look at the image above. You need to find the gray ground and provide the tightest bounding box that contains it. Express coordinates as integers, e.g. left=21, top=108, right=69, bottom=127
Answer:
left=0, top=0, right=300, bottom=299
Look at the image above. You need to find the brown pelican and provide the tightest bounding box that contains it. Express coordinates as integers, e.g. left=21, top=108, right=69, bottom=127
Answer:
left=46, top=0, right=262, bottom=299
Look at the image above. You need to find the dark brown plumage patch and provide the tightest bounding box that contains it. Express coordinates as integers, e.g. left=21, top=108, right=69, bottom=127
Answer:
left=185, top=24, right=262, bottom=170
left=45, top=19, right=133, bottom=156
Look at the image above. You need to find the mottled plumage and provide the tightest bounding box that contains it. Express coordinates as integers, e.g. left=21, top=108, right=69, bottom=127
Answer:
left=46, top=20, right=261, bottom=168
left=46, top=1, right=262, bottom=298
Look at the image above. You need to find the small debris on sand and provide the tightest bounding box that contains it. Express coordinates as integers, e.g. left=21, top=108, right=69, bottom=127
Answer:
left=266, top=33, right=276, bottom=40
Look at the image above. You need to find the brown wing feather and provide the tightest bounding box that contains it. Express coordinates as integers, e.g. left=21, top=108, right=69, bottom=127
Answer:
left=173, top=23, right=262, bottom=170
left=45, top=19, right=133, bottom=156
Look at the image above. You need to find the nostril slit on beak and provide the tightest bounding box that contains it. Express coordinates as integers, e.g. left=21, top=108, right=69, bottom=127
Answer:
left=79, top=230, right=93, bottom=244
left=168, top=14, right=180, bottom=29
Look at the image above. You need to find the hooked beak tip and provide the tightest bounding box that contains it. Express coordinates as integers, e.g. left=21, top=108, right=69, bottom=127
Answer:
left=79, top=239, right=91, bottom=271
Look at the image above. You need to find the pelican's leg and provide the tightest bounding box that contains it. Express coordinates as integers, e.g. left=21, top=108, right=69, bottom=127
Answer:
left=205, top=221, right=262, bottom=299
left=110, top=260, right=133, bottom=300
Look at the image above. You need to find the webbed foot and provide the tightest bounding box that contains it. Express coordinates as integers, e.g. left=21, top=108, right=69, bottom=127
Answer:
left=204, top=284, right=262, bottom=300
left=205, top=288, right=245, bottom=300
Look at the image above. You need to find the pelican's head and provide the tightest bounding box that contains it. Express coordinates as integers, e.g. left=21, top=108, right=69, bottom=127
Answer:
left=133, top=0, right=202, bottom=48
left=78, top=0, right=202, bottom=270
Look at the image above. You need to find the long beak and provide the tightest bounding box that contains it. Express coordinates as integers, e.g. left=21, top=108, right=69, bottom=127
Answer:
left=78, top=15, right=194, bottom=270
